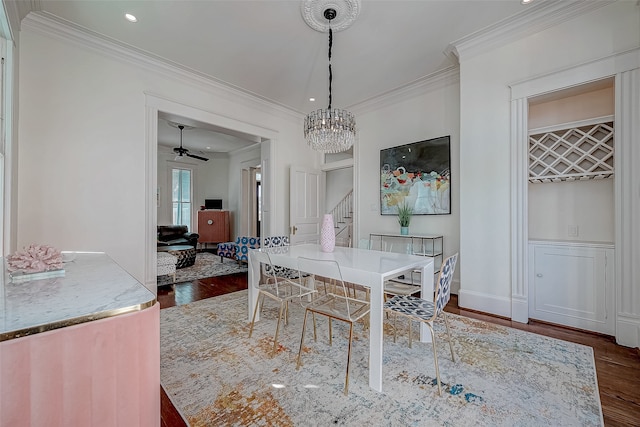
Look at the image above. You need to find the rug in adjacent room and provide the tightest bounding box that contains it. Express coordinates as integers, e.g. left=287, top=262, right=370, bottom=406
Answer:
left=160, top=290, right=603, bottom=426
left=157, top=252, right=247, bottom=286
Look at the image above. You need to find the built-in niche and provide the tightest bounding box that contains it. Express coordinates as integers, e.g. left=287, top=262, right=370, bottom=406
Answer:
left=527, top=78, right=616, bottom=336
left=527, top=78, right=615, bottom=243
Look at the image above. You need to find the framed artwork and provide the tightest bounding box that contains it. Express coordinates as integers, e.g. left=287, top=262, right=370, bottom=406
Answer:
left=380, top=135, right=451, bottom=215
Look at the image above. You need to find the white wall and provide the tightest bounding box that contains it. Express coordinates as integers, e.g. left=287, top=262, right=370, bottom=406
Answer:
left=16, top=16, right=316, bottom=286
left=325, top=167, right=353, bottom=212
left=458, top=2, right=639, bottom=315
left=354, top=71, right=461, bottom=288
left=528, top=179, right=614, bottom=242
left=528, top=86, right=614, bottom=130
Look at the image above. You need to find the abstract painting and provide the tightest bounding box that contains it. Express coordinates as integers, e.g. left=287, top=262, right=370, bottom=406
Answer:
left=380, top=135, right=451, bottom=215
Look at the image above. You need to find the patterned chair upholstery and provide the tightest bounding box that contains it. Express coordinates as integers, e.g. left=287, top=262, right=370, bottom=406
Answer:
left=219, top=236, right=260, bottom=264
left=261, top=236, right=299, bottom=279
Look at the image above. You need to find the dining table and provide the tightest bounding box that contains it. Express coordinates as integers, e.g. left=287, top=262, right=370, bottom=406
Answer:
left=248, top=243, right=435, bottom=393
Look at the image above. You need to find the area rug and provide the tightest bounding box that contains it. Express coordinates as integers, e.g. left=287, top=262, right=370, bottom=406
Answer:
left=158, top=252, right=247, bottom=286
left=160, top=290, right=603, bottom=426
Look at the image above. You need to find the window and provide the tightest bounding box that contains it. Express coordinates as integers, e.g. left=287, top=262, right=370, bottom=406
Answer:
left=172, top=168, right=192, bottom=229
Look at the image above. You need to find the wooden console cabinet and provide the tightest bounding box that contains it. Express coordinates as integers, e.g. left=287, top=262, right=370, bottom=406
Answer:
left=198, top=210, right=230, bottom=244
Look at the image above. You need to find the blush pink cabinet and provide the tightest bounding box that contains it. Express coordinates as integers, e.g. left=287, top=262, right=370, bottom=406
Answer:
left=0, top=252, right=160, bottom=427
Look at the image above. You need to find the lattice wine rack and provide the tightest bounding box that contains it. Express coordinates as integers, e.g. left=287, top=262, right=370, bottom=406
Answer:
left=528, top=120, right=614, bottom=183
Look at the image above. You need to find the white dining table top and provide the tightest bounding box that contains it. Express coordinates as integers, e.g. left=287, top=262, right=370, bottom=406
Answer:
left=256, top=243, right=434, bottom=282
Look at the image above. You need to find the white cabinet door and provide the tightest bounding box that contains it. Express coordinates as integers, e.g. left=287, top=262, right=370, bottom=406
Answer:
left=529, top=241, right=614, bottom=335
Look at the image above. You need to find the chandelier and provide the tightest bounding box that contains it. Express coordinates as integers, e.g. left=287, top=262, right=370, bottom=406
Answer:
left=303, top=8, right=356, bottom=153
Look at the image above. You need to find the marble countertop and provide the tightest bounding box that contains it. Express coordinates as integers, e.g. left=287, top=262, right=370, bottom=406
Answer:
left=0, top=252, right=156, bottom=341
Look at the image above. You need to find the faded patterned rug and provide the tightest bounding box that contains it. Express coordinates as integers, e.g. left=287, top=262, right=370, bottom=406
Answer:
left=160, top=290, right=603, bottom=426
left=158, top=252, right=247, bottom=286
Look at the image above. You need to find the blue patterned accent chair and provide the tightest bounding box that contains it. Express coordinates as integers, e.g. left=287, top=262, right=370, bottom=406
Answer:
left=218, top=236, right=260, bottom=264
left=383, top=253, right=459, bottom=396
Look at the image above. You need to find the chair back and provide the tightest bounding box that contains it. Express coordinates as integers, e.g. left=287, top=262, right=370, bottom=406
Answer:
left=251, top=250, right=277, bottom=289
left=261, top=236, right=299, bottom=279
left=434, top=253, right=458, bottom=315
left=262, top=235, right=289, bottom=248
left=298, top=257, right=360, bottom=321
left=357, top=238, right=371, bottom=249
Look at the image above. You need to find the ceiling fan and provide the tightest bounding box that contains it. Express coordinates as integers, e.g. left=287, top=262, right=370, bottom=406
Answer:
left=173, top=124, right=209, bottom=161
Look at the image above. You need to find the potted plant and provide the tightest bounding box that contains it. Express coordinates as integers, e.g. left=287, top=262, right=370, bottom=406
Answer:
left=397, top=202, right=413, bottom=235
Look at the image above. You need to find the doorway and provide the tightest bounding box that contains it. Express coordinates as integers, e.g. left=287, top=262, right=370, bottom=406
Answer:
left=240, top=166, right=261, bottom=237
left=144, top=94, right=276, bottom=289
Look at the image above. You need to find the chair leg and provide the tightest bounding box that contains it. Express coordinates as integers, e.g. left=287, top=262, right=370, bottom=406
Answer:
left=443, top=312, right=456, bottom=362
left=272, top=301, right=285, bottom=356
left=329, top=318, right=333, bottom=346
left=408, top=319, right=412, bottom=349
left=344, top=322, right=354, bottom=396
left=312, top=312, right=318, bottom=342
left=297, top=309, right=310, bottom=370
left=284, top=300, right=289, bottom=325
left=248, top=293, right=262, bottom=338
left=393, top=313, right=398, bottom=343
left=427, top=323, right=442, bottom=396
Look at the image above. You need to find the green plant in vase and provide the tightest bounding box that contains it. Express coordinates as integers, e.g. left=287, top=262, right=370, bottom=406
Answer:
left=397, top=202, right=413, bottom=235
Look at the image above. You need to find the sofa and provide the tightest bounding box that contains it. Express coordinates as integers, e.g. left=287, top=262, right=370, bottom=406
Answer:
left=218, top=236, right=260, bottom=264
left=157, top=225, right=199, bottom=248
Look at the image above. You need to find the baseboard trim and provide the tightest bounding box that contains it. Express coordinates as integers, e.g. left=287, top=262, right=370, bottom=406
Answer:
left=616, top=314, right=640, bottom=348
left=458, top=289, right=512, bottom=319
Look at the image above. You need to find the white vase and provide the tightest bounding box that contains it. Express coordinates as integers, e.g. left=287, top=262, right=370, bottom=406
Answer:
left=320, top=214, right=335, bottom=253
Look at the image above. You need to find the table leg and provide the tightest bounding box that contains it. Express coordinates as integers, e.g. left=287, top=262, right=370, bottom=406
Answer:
left=419, top=259, right=435, bottom=342
left=247, top=253, right=260, bottom=323
left=369, top=274, right=384, bottom=392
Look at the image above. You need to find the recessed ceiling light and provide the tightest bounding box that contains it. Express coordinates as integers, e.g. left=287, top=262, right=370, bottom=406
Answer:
left=125, top=13, right=137, bottom=22
left=521, top=0, right=533, bottom=4
left=309, top=98, right=315, bottom=102
left=206, top=146, right=211, bottom=150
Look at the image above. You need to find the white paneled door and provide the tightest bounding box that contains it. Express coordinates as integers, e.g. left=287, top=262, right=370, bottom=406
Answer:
left=289, top=167, right=324, bottom=245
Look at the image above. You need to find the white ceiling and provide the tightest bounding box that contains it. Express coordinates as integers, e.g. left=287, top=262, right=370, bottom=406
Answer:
left=33, top=0, right=534, bottom=152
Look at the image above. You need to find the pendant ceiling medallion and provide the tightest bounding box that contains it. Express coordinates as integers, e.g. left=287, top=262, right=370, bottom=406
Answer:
left=301, top=0, right=361, bottom=33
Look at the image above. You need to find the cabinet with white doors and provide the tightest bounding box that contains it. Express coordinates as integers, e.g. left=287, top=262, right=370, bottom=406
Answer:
left=528, top=240, right=614, bottom=335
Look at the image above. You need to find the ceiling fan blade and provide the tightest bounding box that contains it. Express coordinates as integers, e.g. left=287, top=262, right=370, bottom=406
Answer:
left=186, top=153, right=209, bottom=161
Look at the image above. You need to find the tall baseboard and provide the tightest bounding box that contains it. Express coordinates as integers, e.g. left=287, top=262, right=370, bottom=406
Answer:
left=458, top=289, right=512, bottom=319
left=616, top=314, right=640, bottom=348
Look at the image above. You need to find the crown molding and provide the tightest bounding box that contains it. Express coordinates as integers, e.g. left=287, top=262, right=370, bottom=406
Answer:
left=1, top=0, right=40, bottom=41
left=446, top=0, right=616, bottom=63
left=349, top=66, right=459, bottom=116
left=21, top=12, right=304, bottom=122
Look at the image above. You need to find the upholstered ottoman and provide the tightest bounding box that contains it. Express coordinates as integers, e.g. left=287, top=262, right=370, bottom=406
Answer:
left=157, top=252, right=177, bottom=283
left=158, top=245, right=197, bottom=269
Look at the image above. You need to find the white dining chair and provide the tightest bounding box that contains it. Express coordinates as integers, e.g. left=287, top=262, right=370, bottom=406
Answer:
left=248, top=250, right=317, bottom=356
left=296, top=257, right=370, bottom=395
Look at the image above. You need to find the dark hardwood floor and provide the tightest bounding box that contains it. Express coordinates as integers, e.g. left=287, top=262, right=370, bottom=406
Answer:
left=158, top=274, right=640, bottom=427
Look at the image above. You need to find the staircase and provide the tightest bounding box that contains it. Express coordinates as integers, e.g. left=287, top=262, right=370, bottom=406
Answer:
left=329, top=190, right=353, bottom=247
